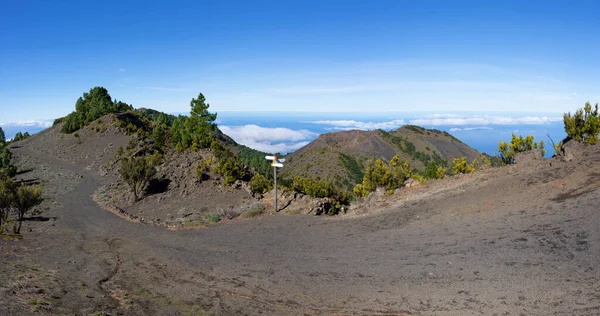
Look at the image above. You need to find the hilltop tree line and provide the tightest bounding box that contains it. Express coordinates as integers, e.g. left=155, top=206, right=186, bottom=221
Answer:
left=57, top=87, right=133, bottom=133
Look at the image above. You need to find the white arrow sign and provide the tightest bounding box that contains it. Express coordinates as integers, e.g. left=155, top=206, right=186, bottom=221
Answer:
left=271, top=162, right=284, bottom=168
left=265, top=155, right=276, bottom=160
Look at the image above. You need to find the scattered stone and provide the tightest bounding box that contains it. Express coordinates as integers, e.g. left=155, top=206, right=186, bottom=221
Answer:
left=404, top=178, right=421, bottom=188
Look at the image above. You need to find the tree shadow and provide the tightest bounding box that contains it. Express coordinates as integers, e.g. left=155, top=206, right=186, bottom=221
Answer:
left=145, top=178, right=171, bottom=195
left=15, top=178, right=41, bottom=186
left=16, top=168, right=34, bottom=176
left=24, top=216, right=56, bottom=222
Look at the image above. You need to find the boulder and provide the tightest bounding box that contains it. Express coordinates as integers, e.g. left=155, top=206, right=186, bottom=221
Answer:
left=513, top=150, right=542, bottom=167
left=561, top=138, right=587, bottom=162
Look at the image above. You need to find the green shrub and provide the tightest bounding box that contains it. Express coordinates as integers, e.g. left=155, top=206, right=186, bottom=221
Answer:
left=436, top=166, right=447, bottom=179
left=0, top=176, right=15, bottom=231
left=339, top=153, right=364, bottom=186
left=292, top=176, right=350, bottom=207
left=452, top=157, right=474, bottom=175
left=248, top=173, right=271, bottom=195
left=119, top=155, right=157, bottom=202
left=152, top=125, right=166, bottom=150
left=0, top=146, right=17, bottom=177
left=553, top=140, right=563, bottom=156
left=354, top=155, right=413, bottom=197
left=423, top=161, right=447, bottom=179
left=498, top=134, right=545, bottom=164
left=12, top=131, right=28, bottom=142
left=564, top=102, right=600, bottom=144
left=12, top=184, right=43, bottom=234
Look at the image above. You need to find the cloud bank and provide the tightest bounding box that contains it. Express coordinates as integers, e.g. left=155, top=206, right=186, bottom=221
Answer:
left=0, top=120, right=53, bottom=128
left=307, top=119, right=406, bottom=131
left=449, top=126, right=494, bottom=132
left=409, top=114, right=561, bottom=126
left=219, top=125, right=316, bottom=153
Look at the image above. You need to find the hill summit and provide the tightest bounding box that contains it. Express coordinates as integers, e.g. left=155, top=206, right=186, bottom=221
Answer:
left=280, top=125, right=481, bottom=189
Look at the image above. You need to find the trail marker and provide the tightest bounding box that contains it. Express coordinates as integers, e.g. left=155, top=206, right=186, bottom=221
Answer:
left=265, top=155, right=285, bottom=213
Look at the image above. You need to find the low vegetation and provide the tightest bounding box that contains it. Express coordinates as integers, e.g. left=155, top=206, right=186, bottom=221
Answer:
left=563, top=102, right=600, bottom=145
left=339, top=153, right=364, bottom=187
left=287, top=176, right=350, bottom=214
left=240, top=204, right=265, bottom=218
left=353, top=155, right=413, bottom=197
left=423, top=161, right=447, bottom=179
left=248, top=173, right=271, bottom=195
left=498, top=134, right=545, bottom=165
left=452, top=157, right=475, bottom=174
left=119, top=156, right=157, bottom=202
left=0, top=175, right=43, bottom=235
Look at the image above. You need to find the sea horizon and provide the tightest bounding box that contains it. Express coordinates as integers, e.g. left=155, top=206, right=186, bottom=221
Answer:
left=2, top=110, right=567, bottom=158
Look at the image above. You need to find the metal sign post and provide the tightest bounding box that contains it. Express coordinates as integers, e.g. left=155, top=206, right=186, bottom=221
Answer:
left=265, top=155, right=285, bottom=213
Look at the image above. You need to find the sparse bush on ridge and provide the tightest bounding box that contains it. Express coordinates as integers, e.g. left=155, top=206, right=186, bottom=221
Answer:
left=452, top=157, right=474, bottom=175
left=354, top=155, right=413, bottom=197
left=12, top=131, right=30, bottom=142
left=498, top=134, right=545, bottom=165
left=564, top=102, right=600, bottom=145
left=292, top=175, right=351, bottom=211
left=423, top=161, right=447, bottom=179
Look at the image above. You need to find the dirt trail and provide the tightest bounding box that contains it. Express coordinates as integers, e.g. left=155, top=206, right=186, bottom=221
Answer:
left=3, top=145, right=600, bottom=315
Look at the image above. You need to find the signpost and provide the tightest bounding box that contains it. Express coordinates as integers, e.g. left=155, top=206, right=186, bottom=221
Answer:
left=265, top=155, right=285, bottom=213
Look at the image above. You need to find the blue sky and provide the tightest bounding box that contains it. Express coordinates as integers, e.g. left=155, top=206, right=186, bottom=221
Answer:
left=0, top=0, right=598, bottom=151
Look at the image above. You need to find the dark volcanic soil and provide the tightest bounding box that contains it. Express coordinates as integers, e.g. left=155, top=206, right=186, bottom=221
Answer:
left=2, top=139, right=600, bottom=315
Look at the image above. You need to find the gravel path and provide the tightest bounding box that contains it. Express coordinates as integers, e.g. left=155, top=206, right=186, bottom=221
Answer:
left=2, top=145, right=600, bottom=315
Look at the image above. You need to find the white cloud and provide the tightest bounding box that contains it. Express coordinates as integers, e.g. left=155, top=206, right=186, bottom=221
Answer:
left=240, top=140, right=311, bottom=154
left=449, top=126, right=494, bottom=132
left=409, top=115, right=561, bottom=126
left=0, top=120, right=53, bottom=128
left=219, top=125, right=317, bottom=153
left=307, top=119, right=406, bottom=130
